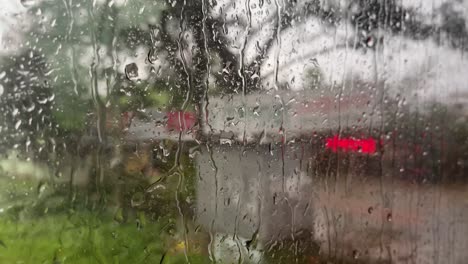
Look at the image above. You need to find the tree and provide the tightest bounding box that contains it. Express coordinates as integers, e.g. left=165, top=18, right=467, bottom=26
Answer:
left=4, top=0, right=466, bottom=158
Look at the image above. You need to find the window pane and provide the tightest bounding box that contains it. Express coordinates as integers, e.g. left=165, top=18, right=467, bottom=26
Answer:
left=1, top=0, right=467, bottom=263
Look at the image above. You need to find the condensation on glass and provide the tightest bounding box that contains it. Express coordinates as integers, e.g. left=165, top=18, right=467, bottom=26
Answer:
left=0, top=0, right=467, bottom=263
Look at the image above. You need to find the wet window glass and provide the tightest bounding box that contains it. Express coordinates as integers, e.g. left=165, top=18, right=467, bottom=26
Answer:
left=1, top=0, right=468, bottom=263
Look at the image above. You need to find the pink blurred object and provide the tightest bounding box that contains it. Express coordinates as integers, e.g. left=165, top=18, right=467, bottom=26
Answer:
left=166, top=111, right=197, bottom=132
left=325, top=135, right=376, bottom=154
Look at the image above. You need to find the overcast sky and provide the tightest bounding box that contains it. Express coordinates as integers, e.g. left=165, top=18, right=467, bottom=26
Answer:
left=213, top=0, right=468, bottom=105
left=0, top=0, right=26, bottom=55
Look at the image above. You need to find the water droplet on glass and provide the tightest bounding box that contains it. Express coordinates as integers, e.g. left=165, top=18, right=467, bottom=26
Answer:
left=20, top=0, right=36, bottom=8
left=387, top=212, right=392, bottom=222
left=131, top=192, right=145, bottom=207
left=366, top=36, right=375, bottom=47
left=48, top=93, right=55, bottom=102
left=368, top=206, right=373, bottom=214
left=188, top=146, right=201, bottom=159
left=12, top=107, right=19, bottom=117
left=23, top=101, right=35, bottom=112
left=14, top=120, right=22, bottom=130
left=146, top=182, right=166, bottom=193
left=220, top=139, right=233, bottom=146
left=125, top=63, right=139, bottom=81
left=37, top=181, right=48, bottom=196
left=148, top=48, right=158, bottom=64
left=25, top=142, right=31, bottom=153
left=162, top=147, right=170, bottom=157
left=37, top=97, right=48, bottom=105
left=353, top=249, right=360, bottom=259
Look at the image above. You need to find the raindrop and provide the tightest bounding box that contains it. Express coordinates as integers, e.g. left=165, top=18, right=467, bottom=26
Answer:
left=0, top=71, right=5, bottom=79
left=23, top=101, right=36, bottom=112
left=367, top=206, right=373, bottom=214
left=47, top=93, right=55, bottom=102
left=387, top=212, right=392, bottom=222
left=25, top=137, right=31, bottom=151
left=20, top=0, right=36, bottom=8
left=220, top=139, right=233, bottom=146
left=0, top=84, right=3, bottom=96
left=253, top=105, right=260, bottom=116
left=14, top=120, right=22, bottom=130
left=352, top=249, right=360, bottom=259
left=150, top=65, right=162, bottom=76
left=12, top=108, right=19, bottom=117
left=251, top=73, right=259, bottom=80
left=146, top=182, right=166, bottom=193
left=162, top=146, right=170, bottom=157
left=147, top=48, right=158, bottom=64
left=125, top=63, right=139, bottom=81
left=366, top=36, right=375, bottom=47
left=189, top=146, right=200, bottom=159
left=37, top=181, right=48, bottom=196
left=131, top=192, right=145, bottom=207
left=37, top=97, right=48, bottom=105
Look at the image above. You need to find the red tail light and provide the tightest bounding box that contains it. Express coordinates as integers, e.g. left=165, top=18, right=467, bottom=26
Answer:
left=325, top=136, right=376, bottom=154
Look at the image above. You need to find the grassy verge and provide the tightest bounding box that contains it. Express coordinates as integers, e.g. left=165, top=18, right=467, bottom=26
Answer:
left=0, top=209, right=210, bottom=264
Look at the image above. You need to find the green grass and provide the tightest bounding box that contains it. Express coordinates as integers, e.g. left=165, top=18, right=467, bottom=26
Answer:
left=0, top=210, right=208, bottom=264
left=0, top=146, right=211, bottom=264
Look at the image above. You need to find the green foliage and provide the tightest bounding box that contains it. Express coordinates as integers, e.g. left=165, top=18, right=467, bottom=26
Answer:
left=115, top=80, right=171, bottom=112
left=52, top=93, right=90, bottom=131
left=0, top=174, right=208, bottom=264
left=0, top=211, right=209, bottom=264
left=0, top=1, right=207, bottom=263
left=24, top=0, right=167, bottom=133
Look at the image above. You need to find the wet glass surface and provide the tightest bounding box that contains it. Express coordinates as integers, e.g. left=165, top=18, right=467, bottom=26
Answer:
left=1, top=0, right=468, bottom=263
